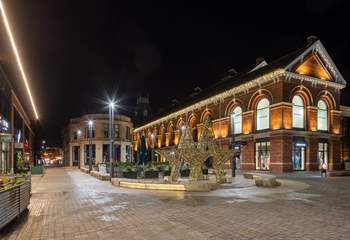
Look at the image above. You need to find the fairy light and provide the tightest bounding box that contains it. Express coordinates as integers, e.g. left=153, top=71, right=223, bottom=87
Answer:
left=0, top=1, right=39, bottom=119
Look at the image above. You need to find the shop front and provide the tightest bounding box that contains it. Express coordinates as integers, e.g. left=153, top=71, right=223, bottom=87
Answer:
left=292, top=138, right=307, bottom=171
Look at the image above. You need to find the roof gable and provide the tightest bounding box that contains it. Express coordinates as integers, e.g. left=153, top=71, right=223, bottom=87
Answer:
left=284, top=40, right=346, bottom=85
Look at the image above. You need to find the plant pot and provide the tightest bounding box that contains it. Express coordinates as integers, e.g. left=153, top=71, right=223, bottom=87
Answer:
left=202, top=169, right=208, bottom=175
left=122, top=171, right=137, bottom=179
left=180, top=169, right=190, bottom=177
left=145, top=170, right=159, bottom=179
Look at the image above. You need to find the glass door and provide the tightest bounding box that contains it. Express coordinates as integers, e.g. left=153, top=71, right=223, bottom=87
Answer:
left=255, top=141, right=270, bottom=170
left=293, top=146, right=305, bottom=170
left=318, top=142, right=328, bottom=169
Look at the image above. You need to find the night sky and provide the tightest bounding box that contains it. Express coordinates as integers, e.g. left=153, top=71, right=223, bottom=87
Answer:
left=1, top=0, right=349, bottom=146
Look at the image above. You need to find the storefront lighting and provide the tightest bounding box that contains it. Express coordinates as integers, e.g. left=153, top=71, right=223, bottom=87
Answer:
left=0, top=1, right=39, bottom=119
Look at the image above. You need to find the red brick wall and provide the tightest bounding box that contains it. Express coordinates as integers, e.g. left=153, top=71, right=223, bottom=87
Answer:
left=306, top=137, right=318, bottom=171
left=242, top=139, right=255, bottom=171
left=329, top=140, right=342, bottom=170
left=269, top=135, right=293, bottom=172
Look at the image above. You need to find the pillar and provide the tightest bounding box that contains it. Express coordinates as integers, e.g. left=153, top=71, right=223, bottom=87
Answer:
left=329, top=139, right=342, bottom=170
left=270, top=134, right=293, bottom=172
left=306, top=137, right=318, bottom=171
left=241, top=138, right=255, bottom=171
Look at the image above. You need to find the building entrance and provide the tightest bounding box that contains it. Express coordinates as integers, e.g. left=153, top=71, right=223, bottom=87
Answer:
left=72, top=146, right=80, bottom=166
left=293, top=143, right=305, bottom=170
left=255, top=141, right=270, bottom=170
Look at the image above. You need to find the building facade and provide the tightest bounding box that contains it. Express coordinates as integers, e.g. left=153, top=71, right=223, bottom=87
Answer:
left=0, top=65, right=35, bottom=174
left=65, top=114, right=133, bottom=167
left=133, top=38, right=348, bottom=173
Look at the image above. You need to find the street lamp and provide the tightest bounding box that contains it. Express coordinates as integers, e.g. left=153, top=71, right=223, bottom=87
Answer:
left=108, top=101, right=116, bottom=179
left=150, top=132, right=155, bottom=162
left=88, top=120, right=94, bottom=172
left=77, top=129, right=81, bottom=169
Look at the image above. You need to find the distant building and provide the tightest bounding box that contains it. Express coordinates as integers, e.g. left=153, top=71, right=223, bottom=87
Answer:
left=0, top=65, right=36, bottom=174
left=64, top=114, right=133, bottom=167
left=40, top=147, right=63, bottom=166
left=133, top=37, right=350, bottom=173
left=134, top=96, right=151, bottom=126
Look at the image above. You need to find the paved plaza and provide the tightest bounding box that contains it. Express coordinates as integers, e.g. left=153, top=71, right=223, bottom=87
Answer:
left=1, top=168, right=350, bottom=240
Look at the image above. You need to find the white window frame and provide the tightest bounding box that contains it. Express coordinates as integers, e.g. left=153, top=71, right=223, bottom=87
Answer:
left=256, top=98, right=270, bottom=130
left=317, top=100, right=328, bottom=131
left=292, top=95, right=305, bottom=128
left=231, top=106, right=242, bottom=135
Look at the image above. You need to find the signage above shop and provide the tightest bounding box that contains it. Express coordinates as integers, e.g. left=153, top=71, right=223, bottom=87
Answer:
left=0, top=133, right=13, bottom=142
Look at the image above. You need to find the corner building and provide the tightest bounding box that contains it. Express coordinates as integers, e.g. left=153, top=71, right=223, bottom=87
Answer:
left=133, top=38, right=349, bottom=173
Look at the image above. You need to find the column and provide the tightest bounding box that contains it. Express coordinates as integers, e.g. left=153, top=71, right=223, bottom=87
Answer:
left=270, top=134, right=293, bottom=173
left=305, top=137, right=318, bottom=171
left=329, top=139, right=342, bottom=170
left=241, top=138, right=254, bottom=171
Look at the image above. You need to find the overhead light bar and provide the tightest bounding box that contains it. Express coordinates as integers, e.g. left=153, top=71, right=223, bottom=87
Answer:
left=0, top=0, right=39, bottom=119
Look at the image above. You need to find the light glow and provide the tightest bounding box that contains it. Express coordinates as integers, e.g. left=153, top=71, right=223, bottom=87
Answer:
left=0, top=1, right=39, bottom=119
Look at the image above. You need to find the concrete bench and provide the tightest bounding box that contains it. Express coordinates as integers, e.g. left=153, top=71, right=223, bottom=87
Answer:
left=80, top=167, right=90, bottom=174
left=90, top=171, right=110, bottom=181
left=243, top=172, right=279, bottom=187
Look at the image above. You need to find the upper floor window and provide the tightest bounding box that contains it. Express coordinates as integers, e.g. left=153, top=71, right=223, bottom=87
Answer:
left=231, top=106, right=242, bottom=135
left=317, top=100, right=328, bottom=131
left=114, top=124, right=121, bottom=138
left=103, top=124, right=109, bottom=138
left=85, top=127, right=95, bottom=138
left=256, top=98, right=270, bottom=130
left=292, top=96, right=305, bottom=128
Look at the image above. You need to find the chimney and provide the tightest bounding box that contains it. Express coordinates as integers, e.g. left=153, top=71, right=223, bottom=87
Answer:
left=255, top=57, right=265, bottom=66
left=307, top=35, right=318, bottom=46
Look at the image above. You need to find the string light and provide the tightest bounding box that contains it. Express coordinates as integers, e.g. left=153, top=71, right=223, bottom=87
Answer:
left=0, top=1, right=39, bottom=119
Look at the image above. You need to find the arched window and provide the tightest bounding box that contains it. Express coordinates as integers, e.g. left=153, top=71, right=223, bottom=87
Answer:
left=231, top=106, right=242, bottom=134
left=317, top=100, right=328, bottom=131
left=256, top=98, right=270, bottom=130
left=292, top=95, right=305, bottom=128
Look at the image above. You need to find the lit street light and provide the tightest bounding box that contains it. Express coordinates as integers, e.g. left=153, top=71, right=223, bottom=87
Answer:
left=88, top=120, right=94, bottom=172
left=108, top=101, right=116, bottom=179
left=77, top=129, right=81, bottom=169
left=151, top=132, right=155, bottom=162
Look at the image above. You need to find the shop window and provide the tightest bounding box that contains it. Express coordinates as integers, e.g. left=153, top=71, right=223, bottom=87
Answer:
left=292, top=95, right=305, bottom=128
left=231, top=106, right=242, bottom=135
left=318, top=142, right=328, bottom=168
left=255, top=141, right=270, bottom=170
left=84, top=144, right=96, bottom=165
left=317, top=100, right=328, bottom=131
left=256, top=98, right=270, bottom=130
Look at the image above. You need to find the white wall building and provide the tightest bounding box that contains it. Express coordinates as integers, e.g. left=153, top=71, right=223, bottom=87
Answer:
left=66, top=114, right=133, bottom=167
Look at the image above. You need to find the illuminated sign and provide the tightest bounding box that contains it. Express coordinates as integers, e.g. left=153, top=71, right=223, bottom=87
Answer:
left=295, top=142, right=307, bottom=147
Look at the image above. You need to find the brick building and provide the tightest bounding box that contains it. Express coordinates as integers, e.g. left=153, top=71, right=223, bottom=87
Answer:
left=133, top=37, right=349, bottom=173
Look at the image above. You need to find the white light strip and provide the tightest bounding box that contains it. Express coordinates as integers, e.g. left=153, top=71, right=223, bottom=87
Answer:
left=0, top=1, right=39, bottom=119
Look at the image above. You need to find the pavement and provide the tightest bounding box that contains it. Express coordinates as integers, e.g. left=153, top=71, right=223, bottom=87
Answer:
left=1, top=167, right=350, bottom=240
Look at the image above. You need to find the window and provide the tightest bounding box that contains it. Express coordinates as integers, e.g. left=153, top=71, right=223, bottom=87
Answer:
left=85, top=127, right=95, bottom=138
left=103, top=124, right=109, bottom=138
left=256, top=98, right=270, bottom=130
left=231, top=106, right=242, bottom=134
left=84, top=144, right=96, bottom=165
left=114, top=124, right=120, bottom=138
left=317, top=100, right=328, bottom=131
left=318, top=142, right=328, bottom=168
left=292, top=96, right=305, bottom=128
left=126, top=126, right=131, bottom=140
left=73, top=131, right=78, bottom=140
left=255, top=141, right=270, bottom=170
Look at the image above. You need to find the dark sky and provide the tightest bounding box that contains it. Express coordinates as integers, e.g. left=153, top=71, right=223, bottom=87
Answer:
left=1, top=0, right=349, bottom=146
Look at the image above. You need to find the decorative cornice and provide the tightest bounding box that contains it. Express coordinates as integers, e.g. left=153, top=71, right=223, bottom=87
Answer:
left=285, top=72, right=345, bottom=90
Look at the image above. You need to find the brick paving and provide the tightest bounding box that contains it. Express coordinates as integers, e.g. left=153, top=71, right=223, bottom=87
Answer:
left=1, top=168, right=350, bottom=240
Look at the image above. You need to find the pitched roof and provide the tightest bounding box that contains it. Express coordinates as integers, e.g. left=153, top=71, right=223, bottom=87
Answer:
left=137, top=40, right=344, bottom=127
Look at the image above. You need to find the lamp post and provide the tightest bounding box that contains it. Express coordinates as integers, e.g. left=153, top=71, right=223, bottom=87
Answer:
left=88, top=120, right=93, bottom=172
left=108, top=102, right=115, bottom=179
left=77, top=129, right=81, bottom=169
left=150, top=132, right=155, bottom=162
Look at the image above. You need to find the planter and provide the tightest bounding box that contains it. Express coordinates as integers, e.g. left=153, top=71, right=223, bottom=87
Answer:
left=180, top=169, right=190, bottom=177
left=145, top=171, right=159, bottom=179
left=31, top=165, right=44, bottom=175
left=122, top=171, right=138, bottom=179
left=0, top=180, right=30, bottom=230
